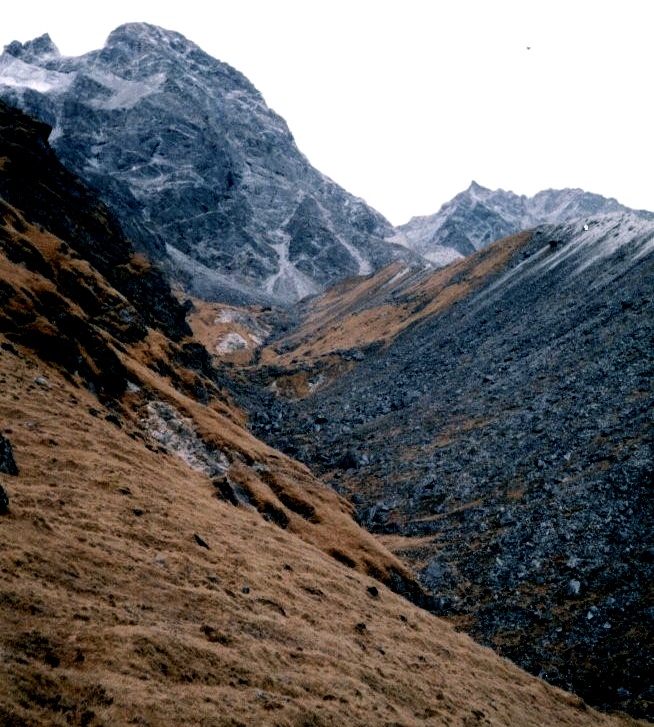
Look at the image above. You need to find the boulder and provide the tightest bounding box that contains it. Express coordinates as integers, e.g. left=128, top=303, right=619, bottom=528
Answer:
left=0, top=434, right=18, bottom=475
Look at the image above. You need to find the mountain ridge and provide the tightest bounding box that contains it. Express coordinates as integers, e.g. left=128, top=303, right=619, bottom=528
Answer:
left=0, top=23, right=410, bottom=305
left=3, top=26, right=651, bottom=309
left=395, top=181, right=654, bottom=262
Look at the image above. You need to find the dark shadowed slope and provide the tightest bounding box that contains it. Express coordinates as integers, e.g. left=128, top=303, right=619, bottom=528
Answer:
left=249, top=218, right=654, bottom=720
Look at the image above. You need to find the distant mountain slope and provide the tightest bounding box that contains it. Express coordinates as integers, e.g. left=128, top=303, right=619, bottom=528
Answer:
left=250, top=216, right=654, bottom=720
left=395, top=181, right=654, bottom=262
left=0, top=24, right=409, bottom=304
left=2, top=97, right=638, bottom=727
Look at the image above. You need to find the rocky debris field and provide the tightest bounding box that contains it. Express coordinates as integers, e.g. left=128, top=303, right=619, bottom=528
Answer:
left=246, top=217, right=654, bottom=720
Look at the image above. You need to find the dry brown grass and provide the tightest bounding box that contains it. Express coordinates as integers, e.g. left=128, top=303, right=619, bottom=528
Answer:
left=1, top=344, right=643, bottom=727
left=186, top=298, right=271, bottom=366
left=258, top=232, right=532, bottom=379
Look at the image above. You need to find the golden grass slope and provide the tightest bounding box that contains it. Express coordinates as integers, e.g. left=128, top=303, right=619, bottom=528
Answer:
left=251, top=233, right=532, bottom=398
left=0, top=339, right=644, bottom=727
left=0, top=204, right=412, bottom=589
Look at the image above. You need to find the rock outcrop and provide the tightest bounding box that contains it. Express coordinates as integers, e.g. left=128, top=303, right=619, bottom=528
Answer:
left=0, top=433, right=18, bottom=476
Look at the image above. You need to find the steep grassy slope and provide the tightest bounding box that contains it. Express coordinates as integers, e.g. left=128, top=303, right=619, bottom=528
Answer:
left=5, top=345, right=645, bottom=727
left=1, top=99, right=644, bottom=726
left=0, top=98, right=416, bottom=596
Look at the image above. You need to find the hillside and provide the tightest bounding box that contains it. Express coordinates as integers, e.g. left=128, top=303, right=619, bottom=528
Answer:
left=247, top=216, right=654, bottom=720
left=3, top=350, right=638, bottom=727
left=3, top=98, right=645, bottom=726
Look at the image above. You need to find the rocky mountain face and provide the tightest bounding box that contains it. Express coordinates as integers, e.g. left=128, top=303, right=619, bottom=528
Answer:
left=2, top=25, right=651, bottom=308
left=0, top=98, right=192, bottom=387
left=247, top=216, right=654, bottom=720
left=396, top=180, right=654, bottom=263
left=0, top=24, right=409, bottom=305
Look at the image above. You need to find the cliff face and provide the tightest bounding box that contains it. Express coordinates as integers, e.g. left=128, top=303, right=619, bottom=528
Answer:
left=0, top=24, right=409, bottom=305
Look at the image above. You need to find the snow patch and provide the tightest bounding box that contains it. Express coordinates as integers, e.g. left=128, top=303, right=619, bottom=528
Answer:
left=215, top=309, right=246, bottom=325
left=0, top=55, right=73, bottom=94
left=214, top=308, right=265, bottom=339
left=383, top=267, right=413, bottom=288
left=265, top=238, right=320, bottom=302
left=87, top=70, right=165, bottom=110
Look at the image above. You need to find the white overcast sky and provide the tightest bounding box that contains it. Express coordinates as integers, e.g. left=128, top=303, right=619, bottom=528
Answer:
left=1, top=0, right=651, bottom=224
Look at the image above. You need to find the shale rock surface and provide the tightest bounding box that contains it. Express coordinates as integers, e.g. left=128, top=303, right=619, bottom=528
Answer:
left=250, top=215, right=654, bottom=720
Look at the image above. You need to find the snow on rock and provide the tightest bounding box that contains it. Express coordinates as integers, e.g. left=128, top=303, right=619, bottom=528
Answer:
left=478, top=212, right=654, bottom=307
left=86, top=70, right=165, bottom=110
left=0, top=23, right=406, bottom=305
left=0, top=55, right=73, bottom=94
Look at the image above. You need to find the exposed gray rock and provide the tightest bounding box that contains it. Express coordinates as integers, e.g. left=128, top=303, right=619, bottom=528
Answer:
left=142, top=400, right=229, bottom=475
left=251, top=213, right=654, bottom=719
left=395, top=181, right=654, bottom=261
left=0, top=24, right=411, bottom=304
left=568, top=580, right=582, bottom=597
left=193, top=533, right=210, bottom=549
left=0, top=484, right=9, bottom=513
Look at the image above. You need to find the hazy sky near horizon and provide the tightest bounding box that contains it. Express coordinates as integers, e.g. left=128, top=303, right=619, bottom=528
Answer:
left=1, top=0, right=651, bottom=224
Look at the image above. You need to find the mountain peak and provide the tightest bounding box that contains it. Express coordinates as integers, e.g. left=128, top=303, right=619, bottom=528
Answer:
left=398, top=184, right=653, bottom=259
left=467, top=180, right=488, bottom=193
left=104, top=22, right=197, bottom=56
left=0, top=25, right=403, bottom=304
left=3, top=33, right=60, bottom=62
